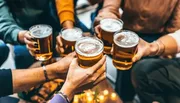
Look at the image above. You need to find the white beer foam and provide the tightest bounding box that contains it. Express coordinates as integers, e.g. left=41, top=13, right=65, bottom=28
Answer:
left=100, top=18, right=123, bottom=32
left=30, top=25, right=52, bottom=38
left=75, top=37, right=104, bottom=57
left=62, top=28, right=83, bottom=41
left=114, top=31, right=139, bottom=48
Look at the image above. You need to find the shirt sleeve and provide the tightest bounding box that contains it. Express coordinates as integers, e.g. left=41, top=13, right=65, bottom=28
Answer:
left=55, top=0, right=75, bottom=25
left=50, top=94, right=68, bottom=103
left=169, top=30, right=180, bottom=53
left=0, top=0, right=23, bottom=45
left=0, top=69, right=13, bottom=97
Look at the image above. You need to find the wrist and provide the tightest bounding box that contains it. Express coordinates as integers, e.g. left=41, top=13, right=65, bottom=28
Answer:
left=99, top=7, right=120, bottom=18
left=60, top=82, right=75, bottom=101
left=18, top=30, right=28, bottom=44
left=62, top=21, right=74, bottom=29
left=149, top=42, right=159, bottom=56
left=51, top=62, right=67, bottom=79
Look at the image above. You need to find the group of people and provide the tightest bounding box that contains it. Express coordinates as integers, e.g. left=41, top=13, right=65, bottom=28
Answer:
left=0, top=0, right=180, bottom=103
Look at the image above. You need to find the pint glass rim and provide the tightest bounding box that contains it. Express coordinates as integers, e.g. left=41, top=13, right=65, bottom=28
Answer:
left=60, top=27, right=83, bottom=42
left=113, top=30, right=139, bottom=48
left=75, top=37, right=104, bottom=57
left=29, top=24, right=52, bottom=38
left=100, top=18, right=124, bottom=32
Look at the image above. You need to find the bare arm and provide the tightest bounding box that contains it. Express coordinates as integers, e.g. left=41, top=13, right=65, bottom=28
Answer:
left=133, top=31, right=179, bottom=62
left=12, top=62, right=65, bottom=93
left=12, top=53, right=75, bottom=94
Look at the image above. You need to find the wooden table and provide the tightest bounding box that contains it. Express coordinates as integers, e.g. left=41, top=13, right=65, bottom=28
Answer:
left=73, top=80, right=122, bottom=103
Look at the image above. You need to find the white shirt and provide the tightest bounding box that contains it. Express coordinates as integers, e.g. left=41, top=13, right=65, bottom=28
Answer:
left=169, top=30, right=180, bottom=53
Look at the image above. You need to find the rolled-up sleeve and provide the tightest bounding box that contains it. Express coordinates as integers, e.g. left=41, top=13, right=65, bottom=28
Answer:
left=0, top=69, right=13, bottom=97
left=55, top=0, right=75, bottom=25
left=0, top=0, right=22, bottom=45
left=169, top=30, right=180, bottom=53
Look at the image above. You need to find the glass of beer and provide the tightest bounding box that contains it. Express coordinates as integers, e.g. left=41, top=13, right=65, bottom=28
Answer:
left=29, top=24, right=53, bottom=61
left=60, top=27, right=83, bottom=56
left=75, top=37, right=104, bottom=68
left=113, top=30, right=139, bottom=70
left=100, top=18, right=123, bottom=54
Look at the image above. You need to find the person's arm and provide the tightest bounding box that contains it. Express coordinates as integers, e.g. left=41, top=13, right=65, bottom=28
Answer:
left=55, top=0, right=74, bottom=28
left=0, top=53, right=75, bottom=97
left=50, top=56, right=106, bottom=103
left=0, top=0, right=24, bottom=44
left=12, top=62, right=65, bottom=93
left=132, top=30, right=180, bottom=62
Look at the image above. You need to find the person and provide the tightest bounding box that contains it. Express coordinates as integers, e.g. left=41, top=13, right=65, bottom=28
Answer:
left=0, top=52, right=106, bottom=102
left=0, top=40, right=9, bottom=66
left=93, top=0, right=180, bottom=102
left=131, top=30, right=180, bottom=103
left=0, top=0, right=89, bottom=68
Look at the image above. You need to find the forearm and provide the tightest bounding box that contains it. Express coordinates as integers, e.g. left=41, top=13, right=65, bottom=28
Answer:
left=12, top=62, right=64, bottom=93
left=55, top=0, right=75, bottom=27
left=149, top=35, right=178, bottom=56
left=103, top=0, right=121, bottom=10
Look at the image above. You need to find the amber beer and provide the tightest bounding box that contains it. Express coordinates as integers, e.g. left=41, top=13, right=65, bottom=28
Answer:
left=29, top=25, right=53, bottom=61
left=100, top=18, right=123, bottom=54
left=75, top=37, right=104, bottom=68
left=113, top=30, right=139, bottom=70
left=60, top=27, right=83, bottom=56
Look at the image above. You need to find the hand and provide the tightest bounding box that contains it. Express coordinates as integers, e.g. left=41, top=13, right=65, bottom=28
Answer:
left=18, top=30, right=28, bottom=44
left=23, top=31, right=38, bottom=56
left=132, top=38, right=158, bottom=62
left=54, top=52, right=76, bottom=78
left=60, top=55, right=106, bottom=100
left=94, top=10, right=119, bottom=39
left=95, top=11, right=119, bottom=26
left=56, top=35, right=65, bottom=54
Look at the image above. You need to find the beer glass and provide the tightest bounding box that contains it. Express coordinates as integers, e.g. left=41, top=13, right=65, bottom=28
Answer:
left=75, top=37, right=104, bottom=68
left=100, top=18, right=123, bottom=54
left=29, top=24, right=53, bottom=61
left=113, top=30, right=139, bottom=70
left=60, top=27, right=83, bottom=56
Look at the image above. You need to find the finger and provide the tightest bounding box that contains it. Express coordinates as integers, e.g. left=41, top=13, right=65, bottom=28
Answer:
left=132, top=53, right=142, bottom=63
left=93, top=73, right=106, bottom=86
left=26, top=45, right=38, bottom=56
left=67, top=52, right=76, bottom=58
left=31, top=95, right=46, bottom=103
left=56, top=35, right=63, bottom=47
left=89, top=55, right=106, bottom=73
left=95, top=25, right=101, bottom=38
left=24, top=31, right=34, bottom=40
left=82, top=63, right=105, bottom=86
left=24, top=38, right=37, bottom=47
left=70, top=58, right=79, bottom=67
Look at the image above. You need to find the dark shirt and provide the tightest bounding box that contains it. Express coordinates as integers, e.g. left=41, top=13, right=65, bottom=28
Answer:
left=0, top=69, right=12, bottom=97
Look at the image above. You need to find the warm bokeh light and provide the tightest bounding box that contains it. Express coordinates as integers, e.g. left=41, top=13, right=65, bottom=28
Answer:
left=103, top=90, right=109, bottom=95
left=73, top=95, right=79, bottom=103
left=111, top=92, right=117, bottom=100
left=99, top=95, right=105, bottom=101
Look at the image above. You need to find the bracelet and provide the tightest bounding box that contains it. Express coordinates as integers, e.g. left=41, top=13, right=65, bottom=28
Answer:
left=153, top=40, right=165, bottom=56
left=154, top=41, right=161, bottom=55
left=58, top=91, right=70, bottom=103
left=42, top=65, right=49, bottom=82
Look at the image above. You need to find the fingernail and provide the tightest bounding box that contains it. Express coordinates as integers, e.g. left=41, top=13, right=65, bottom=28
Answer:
left=31, top=38, right=36, bottom=41
left=34, top=50, right=39, bottom=53
left=34, top=43, right=38, bottom=48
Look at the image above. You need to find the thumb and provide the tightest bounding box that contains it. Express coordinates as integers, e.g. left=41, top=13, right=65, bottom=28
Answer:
left=132, top=51, right=143, bottom=62
left=70, top=58, right=79, bottom=67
